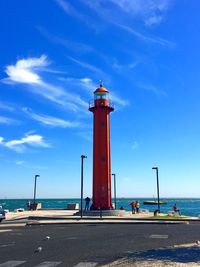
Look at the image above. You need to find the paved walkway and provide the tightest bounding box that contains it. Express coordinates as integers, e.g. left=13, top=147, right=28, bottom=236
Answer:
left=1, top=210, right=194, bottom=226
left=102, top=243, right=200, bottom=267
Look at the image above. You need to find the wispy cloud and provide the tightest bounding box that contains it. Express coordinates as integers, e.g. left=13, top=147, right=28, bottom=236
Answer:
left=68, top=56, right=108, bottom=80
left=59, top=76, right=129, bottom=107
left=131, top=141, right=139, bottom=150
left=55, top=0, right=99, bottom=30
left=37, top=26, right=94, bottom=54
left=60, top=77, right=96, bottom=93
left=122, top=177, right=133, bottom=182
left=81, top=0, right=174, bottom=47
left=1, top=55, right=88, bottom=113
left=0, top=133, right=50, bottom=153
left=23, top=107, right=80, bottom=128
left=56, top=0, right=84, bottom=20
left=109, top=0, right=171, bottom=27
left=15, top=160, right=25, bottom=165
left=0, top=116, right=19, bottom=125
left=139, top=83, right=168, bottom=97
left=76, top=130, right=92, bottom=142
left=14, top=160, right=47, bottom=169
left=112, top=58, right=139, bottom=71
left=83, top=0, right=172, bottom=27
left=116, top=24, right=175, bottom=48
left=110, top=93, right=129, bottom=107
left=0, top=101, right=15, bottom=111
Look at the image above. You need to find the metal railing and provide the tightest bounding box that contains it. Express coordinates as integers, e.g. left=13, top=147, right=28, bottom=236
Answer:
left=89, top=99, right=114, bottom=109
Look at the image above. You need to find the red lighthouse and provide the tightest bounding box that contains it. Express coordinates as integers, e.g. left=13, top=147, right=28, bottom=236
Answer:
left=89, top=84, right=114, bottom=210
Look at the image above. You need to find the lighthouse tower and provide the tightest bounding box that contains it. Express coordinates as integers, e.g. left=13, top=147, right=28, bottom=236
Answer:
left=89, top=84, right=114, bottom=210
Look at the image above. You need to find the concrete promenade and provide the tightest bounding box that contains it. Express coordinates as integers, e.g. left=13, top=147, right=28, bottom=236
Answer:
left=1, top=209, right=197, bottom=226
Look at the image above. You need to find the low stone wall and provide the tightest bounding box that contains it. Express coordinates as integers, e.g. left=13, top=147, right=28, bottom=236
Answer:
left=67, top=203, right=79, bottom=210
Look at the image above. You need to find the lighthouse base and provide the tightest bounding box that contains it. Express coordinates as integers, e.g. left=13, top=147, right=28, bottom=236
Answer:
left=74, top=209, right=126, bottom=217
left=90, top=204, right=113, bottom=210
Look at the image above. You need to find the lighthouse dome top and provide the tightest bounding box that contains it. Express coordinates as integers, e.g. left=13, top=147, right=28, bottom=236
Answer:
left=94, top=84, right=109, bottom=94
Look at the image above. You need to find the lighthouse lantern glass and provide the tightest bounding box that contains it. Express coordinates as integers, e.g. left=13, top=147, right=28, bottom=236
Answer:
left=94, top=92, right=108, bottom=100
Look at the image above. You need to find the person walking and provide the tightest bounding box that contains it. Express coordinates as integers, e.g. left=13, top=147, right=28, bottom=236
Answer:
left=130, top=201, right=135, bottom=214
left=135, top=200, right=140, bottom=213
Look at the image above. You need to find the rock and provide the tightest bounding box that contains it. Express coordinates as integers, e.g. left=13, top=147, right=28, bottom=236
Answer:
left=35, top=246, right=42, bottom=253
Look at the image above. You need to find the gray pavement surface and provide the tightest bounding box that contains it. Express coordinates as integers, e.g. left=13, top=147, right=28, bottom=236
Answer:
left=1, top=223, right=200, bottom=266
left=102, top=243, right=200, bottom=266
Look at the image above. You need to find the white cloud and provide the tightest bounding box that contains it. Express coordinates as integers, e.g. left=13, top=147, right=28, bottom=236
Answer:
left=23, top=107, right=80, bottom=128
left=2, top=55, right=89, bottom=113
left=4, top=55, right=48, bottom=84
left=0, top=116, right=19, bottom=125
left=0, top=133, right=50, bottom=153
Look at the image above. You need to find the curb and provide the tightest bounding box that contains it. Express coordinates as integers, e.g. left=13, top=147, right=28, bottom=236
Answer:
left=25, top=220, right=190, bottom=226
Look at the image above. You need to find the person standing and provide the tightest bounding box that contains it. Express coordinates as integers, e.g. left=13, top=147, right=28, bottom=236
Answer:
left=85, top=197, right=90, bottom=210
left=173, top=203, right=181, bottom=216
left=130, top=201, right=135, bottom=214
left=135, top=200, right=140, bottom=213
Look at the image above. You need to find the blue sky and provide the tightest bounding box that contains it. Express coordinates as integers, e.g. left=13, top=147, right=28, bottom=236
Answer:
left=1, top=0, right=200, bottom=198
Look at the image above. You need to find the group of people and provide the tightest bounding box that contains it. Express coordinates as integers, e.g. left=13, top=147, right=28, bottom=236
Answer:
left=84, top=198, right=181, bottom=216
left=129, top=200, right=140, bottom=214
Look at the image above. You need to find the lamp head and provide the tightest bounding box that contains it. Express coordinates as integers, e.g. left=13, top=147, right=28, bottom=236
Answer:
left=81, top=155, right=87, bottom=159
left=152, top=167, right=158, bottom=170
left=35, top=174, right=40, bottom=178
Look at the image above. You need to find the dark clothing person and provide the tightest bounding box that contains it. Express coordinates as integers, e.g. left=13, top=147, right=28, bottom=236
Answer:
left=85, top=197, right=90, bottom=210
left=130, top=201, right=135, bottom=214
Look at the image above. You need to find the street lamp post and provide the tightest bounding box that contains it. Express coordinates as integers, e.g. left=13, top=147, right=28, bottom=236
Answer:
left=33, top=174, right=40, bottom=210
left=152, top=167, right=160, bottom=212
left=112, top=173, right=117, bottom=209
left=80, top=155, right=87, bottom=218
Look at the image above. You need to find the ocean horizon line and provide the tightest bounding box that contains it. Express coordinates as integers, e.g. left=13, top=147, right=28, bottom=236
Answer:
left=1, top=197, right=200, bottom=200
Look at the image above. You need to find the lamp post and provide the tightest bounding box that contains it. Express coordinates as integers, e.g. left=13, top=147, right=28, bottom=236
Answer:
left=152, top=167, right=160, bottom=212
left=80, top=155, right=87, bottom=218
left=112, top=173, right=116, bottom=209
left=33, top=174, right=40, bottom=210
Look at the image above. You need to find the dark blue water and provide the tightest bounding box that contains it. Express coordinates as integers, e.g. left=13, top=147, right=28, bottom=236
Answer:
left=0, top=198, right=200, bottom=217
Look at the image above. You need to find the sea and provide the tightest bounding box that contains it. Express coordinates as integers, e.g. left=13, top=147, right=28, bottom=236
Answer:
left=1, top=198, right=200, bottom=217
